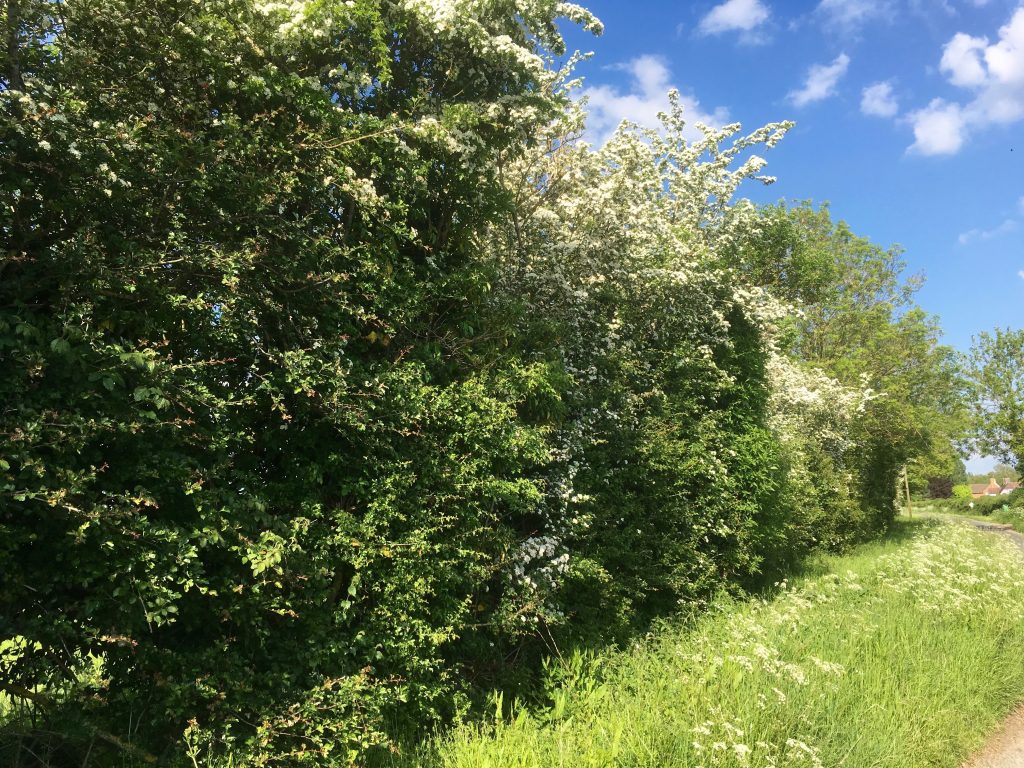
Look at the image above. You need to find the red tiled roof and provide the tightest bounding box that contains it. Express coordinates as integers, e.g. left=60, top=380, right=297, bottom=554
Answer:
left=970, top=478, right=1019, bottom=496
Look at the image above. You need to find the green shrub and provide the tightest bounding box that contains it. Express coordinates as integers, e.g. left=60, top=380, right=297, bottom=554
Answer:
left=953, top=483, right=973, bottom=500
left=926, top=491, right=1019, bottom=517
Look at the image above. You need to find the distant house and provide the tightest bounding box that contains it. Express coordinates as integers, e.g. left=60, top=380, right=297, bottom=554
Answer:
left=970, top=477, right=1020, bottom=498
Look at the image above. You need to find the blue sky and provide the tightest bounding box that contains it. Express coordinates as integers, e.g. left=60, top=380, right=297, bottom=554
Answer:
left=560, top=0, right=1024, bottom=473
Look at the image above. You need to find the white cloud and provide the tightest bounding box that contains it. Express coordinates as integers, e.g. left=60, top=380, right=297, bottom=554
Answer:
left=788, top=53, right=850, bottom=107
left=941, top=33, right=989, bottom=87
left=959, top=195, right=1024, bottom=245
left=957, top=218, right=1017, bottom=245
left=698, top=0, right=770, bottom=40
left=1018, top=269, right=1024, bottom=280
left=861, top=81, right=899, bottom=117
left=815, top=0, right=892, bottom=34
left=985, top=11, right=1024, bottom=85
left=911, top=7, right=1024, bottom=155
left=908, top=98, right=967, bottom=155
left=582, top=56, right=730, bottom=146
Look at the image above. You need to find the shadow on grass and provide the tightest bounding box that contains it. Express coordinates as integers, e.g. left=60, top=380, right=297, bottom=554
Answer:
left=781, top=516, right=936, bottom=582
left=373, top=517, right=940, bottom=766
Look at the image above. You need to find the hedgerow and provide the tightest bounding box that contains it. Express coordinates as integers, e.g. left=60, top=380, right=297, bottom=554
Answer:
left=0, top=1, right=961, bottom=764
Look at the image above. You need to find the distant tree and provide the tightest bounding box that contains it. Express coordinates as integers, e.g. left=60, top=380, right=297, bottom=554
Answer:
left=909, top=447, right=966, bottom=498
left=968, top=328, right=1024, bottom=471
left=991, top=463, right=1019, bottom=482
left=968, top=465, right=1021, bottom=485
left=926, top=477, right=954, bottom=499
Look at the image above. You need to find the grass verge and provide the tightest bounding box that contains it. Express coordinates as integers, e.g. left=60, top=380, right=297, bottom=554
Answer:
left=396, top=519, right=1024, bottom=768
left=913, top=502, right=1024, bottom=535
left=990, top=507, right=1024, bottom=533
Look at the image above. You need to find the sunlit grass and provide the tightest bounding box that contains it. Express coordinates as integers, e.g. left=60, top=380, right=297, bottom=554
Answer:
left=395, top=519, right=1024, bottom=768
left=914, top=501, right=1024, bottom=534
left=990, top=507, right=1024, bottom=533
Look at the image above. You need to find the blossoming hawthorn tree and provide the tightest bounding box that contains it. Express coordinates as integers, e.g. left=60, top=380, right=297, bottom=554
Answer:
left=482, top=90, right=867, bottom=635
left=764, top=353, right=874, bottom=548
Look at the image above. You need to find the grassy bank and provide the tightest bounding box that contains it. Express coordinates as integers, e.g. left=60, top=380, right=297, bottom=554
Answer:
left=395, top=520, right=1024, bottom=768
left=913, top=501, right=1024, bottom=534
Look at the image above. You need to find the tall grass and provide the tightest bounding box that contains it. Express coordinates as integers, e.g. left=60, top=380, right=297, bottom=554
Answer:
left=396, top=520, right=1024, bottom=768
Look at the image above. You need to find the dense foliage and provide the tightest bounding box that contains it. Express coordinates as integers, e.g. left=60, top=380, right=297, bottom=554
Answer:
left=968, top=464, right=1019, bottom=485
left=917, top=488, right=1023, bottom=519
left=733, top=203, right=967, bottom=518
left=2, top=0, right=598, bottom=761
left=0, top=1, right=964, bottom=765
